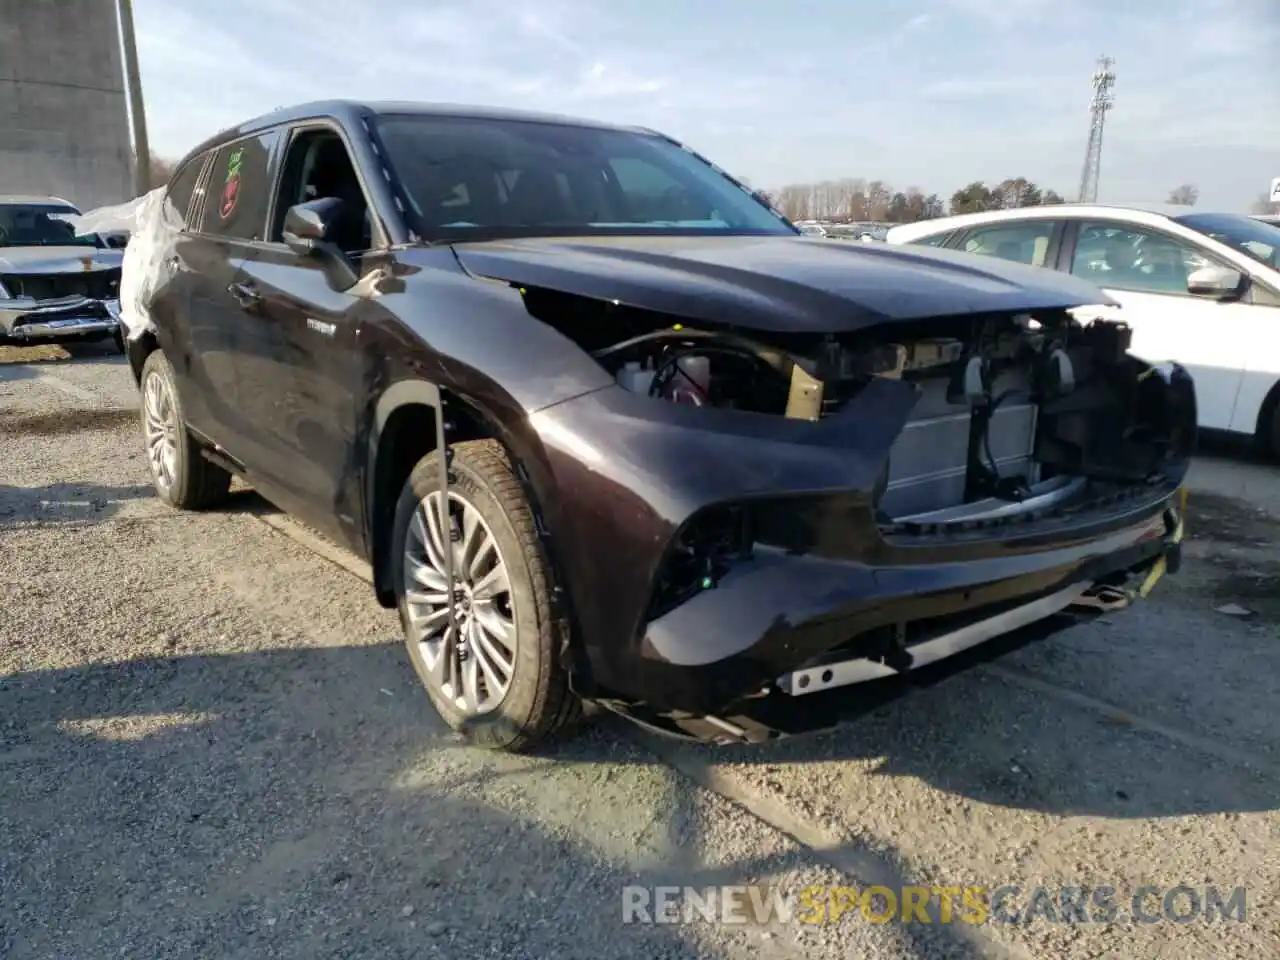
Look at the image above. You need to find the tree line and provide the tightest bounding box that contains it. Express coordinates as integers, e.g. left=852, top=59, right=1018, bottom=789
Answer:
left=757, top=178, right=1231, bottom=224
left=756, top=177, right=1068, bottom=223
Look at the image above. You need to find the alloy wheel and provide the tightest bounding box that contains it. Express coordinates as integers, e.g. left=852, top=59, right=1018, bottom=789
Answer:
left=403, top=491, right=517, bottom=715
left=142, top=371, right=178, bottom=493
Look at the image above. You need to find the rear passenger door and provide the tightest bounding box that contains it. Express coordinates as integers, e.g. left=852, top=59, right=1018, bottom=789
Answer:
left=175, top=129, right=282, bottom=450
left=147, top=152, right=213, bottom=423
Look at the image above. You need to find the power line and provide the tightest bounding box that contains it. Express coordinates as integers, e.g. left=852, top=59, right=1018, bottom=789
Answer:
left=1077, top=56, right=1115, bottom=204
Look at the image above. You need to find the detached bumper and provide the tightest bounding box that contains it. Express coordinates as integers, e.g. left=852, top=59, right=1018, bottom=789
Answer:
left=638, top=495, right=1181, bottom=714
left=528, top=373, right=1191, bottom=727
left=0, top=296, right=121, bottom=343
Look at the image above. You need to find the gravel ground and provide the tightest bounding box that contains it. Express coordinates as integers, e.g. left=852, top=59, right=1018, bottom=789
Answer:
left=2, top=344, right=1278, bottom=959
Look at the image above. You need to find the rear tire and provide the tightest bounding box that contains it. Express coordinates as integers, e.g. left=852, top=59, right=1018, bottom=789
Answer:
left=391, top=439, right=580, bottom=751
left=139, top=350, right=232, bottom=509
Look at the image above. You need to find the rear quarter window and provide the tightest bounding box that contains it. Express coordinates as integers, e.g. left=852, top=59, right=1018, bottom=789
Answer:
left=166, top=156, right=207, bottom=228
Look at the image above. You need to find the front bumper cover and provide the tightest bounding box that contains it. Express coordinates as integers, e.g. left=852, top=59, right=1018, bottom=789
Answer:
left=0, top=296, right=121, bottom=343
left=526, top=364, right=1193, bottom=727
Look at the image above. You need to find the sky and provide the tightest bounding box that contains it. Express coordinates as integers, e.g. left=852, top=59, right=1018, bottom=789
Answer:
left=131, top=0, right=1280, bottom=212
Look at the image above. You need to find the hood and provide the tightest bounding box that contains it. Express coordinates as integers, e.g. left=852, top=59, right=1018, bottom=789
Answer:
left=450, top=235, right=1117, bottom=333
left=0, top=246, right=123, bottom=274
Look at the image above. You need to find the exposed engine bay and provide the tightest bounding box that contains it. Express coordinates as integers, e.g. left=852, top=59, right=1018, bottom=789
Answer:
left=564, top=302, right=1189, bottom=526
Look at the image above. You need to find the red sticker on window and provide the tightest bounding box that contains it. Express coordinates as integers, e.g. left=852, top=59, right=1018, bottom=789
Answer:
left=220, top=147, right=244, bottom=220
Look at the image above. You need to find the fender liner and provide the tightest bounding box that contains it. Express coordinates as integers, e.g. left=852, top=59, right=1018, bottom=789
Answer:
left=368, top=379, right=456, bottom=634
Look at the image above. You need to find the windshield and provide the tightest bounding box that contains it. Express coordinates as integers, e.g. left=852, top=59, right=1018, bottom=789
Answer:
left=0, top=202, right=97, bottom=248
left=372, top=114, right=795, bottom=241
left=1175, top=212, right=1280, bottom=271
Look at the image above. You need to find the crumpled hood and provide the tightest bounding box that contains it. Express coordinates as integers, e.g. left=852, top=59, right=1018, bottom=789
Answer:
left=0, top=246, right=123, bottom=275
left=451, top=234, right=1116, bottom=333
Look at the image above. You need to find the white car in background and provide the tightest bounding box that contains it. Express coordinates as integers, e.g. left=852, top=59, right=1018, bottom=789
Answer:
left=887, top=204, right=1280, bottom=455
left=794, top=222, right=828, bottom=237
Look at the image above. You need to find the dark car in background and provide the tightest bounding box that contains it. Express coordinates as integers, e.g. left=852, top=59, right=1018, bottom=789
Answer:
left=126, top=100, right=1192, bottom=750
left=0, top=195, right=124, bottom=350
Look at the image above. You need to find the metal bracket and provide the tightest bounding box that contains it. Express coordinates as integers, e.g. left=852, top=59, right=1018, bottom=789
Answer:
left=433, top=400, right=458, bottom=638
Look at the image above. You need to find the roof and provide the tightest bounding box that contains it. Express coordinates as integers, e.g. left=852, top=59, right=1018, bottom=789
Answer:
left=183, top=99, right=643, bottom=165
left=0, top=195, right=76, bottom=207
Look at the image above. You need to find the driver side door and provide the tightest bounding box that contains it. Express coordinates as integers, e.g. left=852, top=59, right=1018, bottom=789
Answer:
left=232, top=123, right=380, bottom=550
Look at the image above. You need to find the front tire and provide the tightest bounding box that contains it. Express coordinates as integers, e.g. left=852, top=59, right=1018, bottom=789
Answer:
left=391, top=439, right=580, bottom=751
left=139, top=350, right=232, bottom=509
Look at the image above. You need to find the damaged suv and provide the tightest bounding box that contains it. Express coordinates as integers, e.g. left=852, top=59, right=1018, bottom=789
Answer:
left=0, top=195, right=125, bottom=350
left=126, top=101, right=1193, bottom=749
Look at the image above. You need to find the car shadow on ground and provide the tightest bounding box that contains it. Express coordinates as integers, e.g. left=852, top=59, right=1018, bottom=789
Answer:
left=613, top=618, right=1280, bottom=822
left=2, top=643, right=995, bottom=959
left=206, top=485, right=282, bottom=516
left=1196, top=429, right=1271, bottom=464
left=0, top=481, right=155, bottom=527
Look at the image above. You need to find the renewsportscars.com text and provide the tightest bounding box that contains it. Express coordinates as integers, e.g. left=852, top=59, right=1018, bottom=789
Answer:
left=621, top=884, right=1248, bottom=926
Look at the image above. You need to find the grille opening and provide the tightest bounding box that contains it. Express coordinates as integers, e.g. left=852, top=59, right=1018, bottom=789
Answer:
left=1, top=269, right=121, bottom=301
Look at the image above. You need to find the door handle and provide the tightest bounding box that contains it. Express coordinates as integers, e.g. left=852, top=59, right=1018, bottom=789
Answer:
left=227, top=281, right=262, bottom=310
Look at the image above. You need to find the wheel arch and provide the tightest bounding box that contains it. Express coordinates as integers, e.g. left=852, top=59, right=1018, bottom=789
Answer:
left=365, top=380, right=592, bottom=690
left=366, top=384, right=566, bottom=600
left=368, top=380, right=444, bottom=607
left=126, top=330, right=160, bottom=386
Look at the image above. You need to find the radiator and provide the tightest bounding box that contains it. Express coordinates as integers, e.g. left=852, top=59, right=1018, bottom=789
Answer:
left=879, top=370, right=1038, bottom=517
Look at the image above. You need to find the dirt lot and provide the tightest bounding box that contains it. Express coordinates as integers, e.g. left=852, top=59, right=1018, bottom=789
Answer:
left=2, top=345, right=1278, bottom=959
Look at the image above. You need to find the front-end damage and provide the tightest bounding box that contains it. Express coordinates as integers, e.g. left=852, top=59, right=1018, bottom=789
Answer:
left=510, top=283, right=1193, bottom=741
left=0, top=269, right=123, bottom=344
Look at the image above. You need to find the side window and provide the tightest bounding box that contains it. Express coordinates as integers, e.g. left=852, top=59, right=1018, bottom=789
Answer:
left=959, top=221, right=1056, bottom=267
left=269, top=128, right=373, bottom=255
left=911, top=231, right=952, bottom=248
left=1071, top=222, right=1222, bottom=297
left=198, top=130, right=280, bottom=240
left=165, top=156, right=206, bottom=227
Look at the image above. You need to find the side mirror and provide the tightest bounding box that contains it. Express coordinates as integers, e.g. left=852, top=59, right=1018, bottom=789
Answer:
left=282, top=198, right=342, bottom=253
left=1187, top=265, right=1244, bottom=300
left=282, top=198, right=357, bottom=291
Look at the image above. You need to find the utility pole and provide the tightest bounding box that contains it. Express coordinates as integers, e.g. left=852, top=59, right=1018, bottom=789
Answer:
left=1077, top=56, right=1115, bottom=204
left=117, top=0, right=151, bottom=196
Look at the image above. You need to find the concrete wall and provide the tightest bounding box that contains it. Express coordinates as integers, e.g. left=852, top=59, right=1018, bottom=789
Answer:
left=0, top=0, right=134, bottom=210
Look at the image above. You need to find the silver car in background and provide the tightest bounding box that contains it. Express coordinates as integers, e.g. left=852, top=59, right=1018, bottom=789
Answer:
left=0, top=195, right=125, bottom=350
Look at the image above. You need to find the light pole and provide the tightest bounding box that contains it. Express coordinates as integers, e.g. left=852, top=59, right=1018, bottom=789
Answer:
left=117, top=0, right=151, bottom=196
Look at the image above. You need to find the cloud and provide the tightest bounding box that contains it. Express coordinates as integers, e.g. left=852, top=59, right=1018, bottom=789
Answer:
left=940, top=0, right=1055, bottom=29
left=130, top=0, right=1280, bottom=212
left=920, top=76, right=1044, bottom=101
left=570, top=62, right=667, bottom=100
